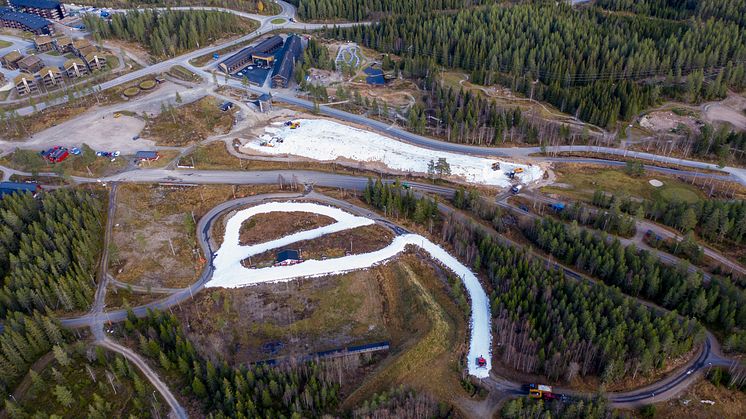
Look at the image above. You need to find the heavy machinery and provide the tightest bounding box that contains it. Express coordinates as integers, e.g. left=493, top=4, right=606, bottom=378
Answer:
left=285, top=121, right=301, bottom=129
left=476, top=355, right=487, bottom=368
left=491, top=162, right=500, bottom=171
left=527, top=384, right=555, bottom=399
left=514, top=167, right=524, bottom=174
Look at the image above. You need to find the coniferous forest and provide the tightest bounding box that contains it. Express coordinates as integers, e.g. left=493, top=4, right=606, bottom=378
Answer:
left=83, top=10, right=251, bottom=57
left=326, top=2, right=746, bottom=127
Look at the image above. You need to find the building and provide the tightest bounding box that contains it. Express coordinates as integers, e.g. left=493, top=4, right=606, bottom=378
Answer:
left=8, top=0, right=66, bottom=20
left=0, top=10, right=52, bottom=34
left=364, top=66, right=385, bottom=86
left=252, top=51, right=275, bottom=68
left=0, top=181, right=41, bottom=197
left=135, top=151, right=160, bottom=162
left=14, top=73, right=38, bottom=95
left=54, top=35, right=72, bottom=53
left=218, top=35, right=283, bottom=74
left=71, top=38, right=92, bottom=55
left=84, top=52, right=106, bottom=71
left=270, top=35, right=302, bottom=89
left=77, top=45, right=96, bottom=58
left=219, top=101, right=234, bottom=112
left=275, top=249, right=301, bottom=265
left=37, top=65, right=62, bottom=88
left=17, top=54, right=43, bottom=73
left=252, top=93, right=272, bottom=112
left=33, top=34, right=53, bottom=51
left=63, top=57, right=88, bottom=78
left=1, top=49, right=23, bottom=69
left=0, top=72, right=4, bottom=85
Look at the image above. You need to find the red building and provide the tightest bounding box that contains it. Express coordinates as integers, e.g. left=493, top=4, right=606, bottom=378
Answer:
left=40, top=146, right=69, bottom=163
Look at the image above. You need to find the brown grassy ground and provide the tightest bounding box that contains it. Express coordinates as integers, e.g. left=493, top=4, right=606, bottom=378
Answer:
left=244, top=224, right=394, bottom=267
left=239, top=211, right=335, bottom=245
left=105, top=284, right=165, bottom=310
left=143, top=96, right=235, bottom=146
left=619, top=378, right=746, bottom=418
left=110, top=183, right=283, bottom=288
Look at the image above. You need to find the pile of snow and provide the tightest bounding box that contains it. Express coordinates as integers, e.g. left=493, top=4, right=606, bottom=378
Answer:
left=242, top=119, right=543, bottom=187
left=649, top=179, right=663, bottom=187
left=206, top=201, right=492, bottom=378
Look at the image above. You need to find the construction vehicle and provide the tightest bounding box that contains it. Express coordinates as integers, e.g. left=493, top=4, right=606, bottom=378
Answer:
left=476, top=355, right=487, bottom=368
left=514, top=167, right=524, bottom=174
left=491, top=162, right=500, bottom=171
left=506, top=171, right=516, bottom=179
left=290, top=121, right=300, bottom=129
left=527, top=384, right=555, bottom=400
left=259, top=141, right=274, bottom=147
left=113, top=112, right=121, bottom=118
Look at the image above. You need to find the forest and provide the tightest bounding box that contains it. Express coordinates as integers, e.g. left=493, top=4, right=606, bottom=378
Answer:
left=525, top=217, right=746, bottom=338
left=502, top=396, right=613, bottom=419
left=690, top=124, right=746, bottom=165
left=83, top=10, right=252, bottom=57
left=597, top=0, right=746, bottom=27
left=327, top=3, right=746, bottom=127
left=122, top=309, right=344, bottom=417
left=363, top=178, right=439, bottom=226
left=592, top=191, right=746, bottom=246
left=440, top=214, right=702, bottom=382
left=292, top=0, right=489, bottom=21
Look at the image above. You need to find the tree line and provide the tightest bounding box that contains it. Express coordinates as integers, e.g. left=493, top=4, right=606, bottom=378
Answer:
left=327, top=3, right=746, bottom=127
left=293, top=0, right=489, bottom=21
left=83, top=9, right=249, bottom=57
left=502, top=395, right=615, bottom=419
left=352, top=386, right=451, bottom=418
left=123, top=309, right=343, bottom=417
left=597, top=0, right=746, bottom=27
left=691, top=124, right=746, bottom=166
left=525, top=217, right=746, bottom=338
left=592, top=191, right=746, bottom=246
left=439, top=213, right=702, bottom=382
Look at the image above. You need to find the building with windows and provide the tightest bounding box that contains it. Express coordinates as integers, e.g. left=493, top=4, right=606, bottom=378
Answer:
left=14, top=73, right=38, bottom=96
left=33, top=34, right=53, bottom=51
left=63, top=57, right=87, bottom=78
left=8, top=0, right=66, bottom=20
left=270, top=35, right=302, bottom=88
left=84, top=52, right=106, bottom=70
left=54, top=35, right=72, bottom=53
left=218, top=35, right=283, bottom=74
left=37, top=65, right=62, bottom=87
left=0, top=9, right=52, bottom=34
left=1, top=49, right=23, bottom=69
left=17, top=54, right=43, bottom=73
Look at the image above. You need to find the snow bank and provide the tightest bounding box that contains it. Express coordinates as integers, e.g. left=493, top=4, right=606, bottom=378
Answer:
left=242, top=119, right=543, bottom=187
left=206, top=201, right=492, bottom=378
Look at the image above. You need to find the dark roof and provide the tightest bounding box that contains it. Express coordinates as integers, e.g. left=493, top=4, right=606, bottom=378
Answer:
left=135, top=151, right=159, bottom=159
left=257, top=93, right=272, bottom=101
left=254, top=35, right=283, bottom=54
left=0, top=11, right=51, bottom=30
left=0, top=7, right=13, bottom=15
left=0, top=181, right=40, bottom=197
left=9, top=0, right=61, bottom=10
left=363, top=66, right=383, bottom=76
left=220, top=45, right=255, bottom=69
left=276, top=249, right=300, bottom=262
left=219, top=101, right=234, bottom=111
left=271, top=35, right=302, bottom=82
left=366, top=75, right=385, bottom=85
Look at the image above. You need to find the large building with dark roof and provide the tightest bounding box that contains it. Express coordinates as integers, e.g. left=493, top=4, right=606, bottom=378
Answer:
left=218, top=35, right=284, bottom=74
left=0, top=8, right=52, bottom=34
left=8, top=0, right=66, bottom=20
left=270, top=35, right=302, bottom=89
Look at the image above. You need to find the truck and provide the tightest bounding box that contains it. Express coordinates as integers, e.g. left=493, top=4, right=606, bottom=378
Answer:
left=527, top=384, right=555, bottom=400
left=511, top=184, right=523, bottom=194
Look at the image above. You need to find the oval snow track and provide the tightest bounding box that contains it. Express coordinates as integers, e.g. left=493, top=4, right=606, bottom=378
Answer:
left=207, top=201, right=492, bottom=378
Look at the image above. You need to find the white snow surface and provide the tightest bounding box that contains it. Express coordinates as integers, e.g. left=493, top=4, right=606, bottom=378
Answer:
left=242, top=118, right=543, bottom=187
left=206, top=201, right=492, bottom=378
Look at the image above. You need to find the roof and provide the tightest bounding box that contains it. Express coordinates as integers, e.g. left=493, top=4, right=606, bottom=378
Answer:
left=0, top=7, right=13, bottom=15
left=72, top=39, right=91, bottom=49
left=9, top=0, right=61, bottom=10
left=366, top=74, right=385, bottom=85
left=255, top=35, right=284, bottom=54
left=135, top=151, right=159, bottom=159
left=55, top=35, right=72, bottom=45
left=14, top=72, right=34, bottom=84
left=0, top=11, right=51, bottom=30
left=2, top=50, right=22, bottom=62
left=0, top=181, right=40, bottom=197
left=18, top=54, right=42, bottom=66
left=38, top=65, right=61, bottom=76
left=34, top=35, right=52, bottom=44
left=276, top=249, right=300, bottom=262
left=63, top=57, right=84, bottom=69
left=219, top=36, right=283, bottom=69
left=363, top=66, right=383, bottom=76
left=219, top=101, right=234, bottom=111
left=85, top=52, right=104, bottom=62
left=271, top=35, right=302, bottom=82
left=257, top=93, right=272, bottom=101
left=220, top=46, right=255, bottom=68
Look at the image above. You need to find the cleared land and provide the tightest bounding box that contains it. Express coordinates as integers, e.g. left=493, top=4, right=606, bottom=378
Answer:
left=543, top=163, right=705, bottom=203
left=143, top=96, right=235, bottom=146
left=110, top=183, right=282, bottom=288
left=0, top=146, right=127, bottom=178
left=238, top=211, right=336, bottom=245
left=622, top=378, right=746, bottom=419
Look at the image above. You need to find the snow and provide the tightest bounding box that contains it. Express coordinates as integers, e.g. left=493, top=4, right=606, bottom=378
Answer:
left=242, top=119, right=543, bottom=187
left=206, top=201, right=492, bottom=378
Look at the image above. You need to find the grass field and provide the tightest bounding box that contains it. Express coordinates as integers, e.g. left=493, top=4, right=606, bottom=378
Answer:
left=543, top=164, right=705, bottom=204
left=0, top=146, right=128, bottom=178
left=239, top=211, right=336, bottom=245
left=0, top=39, right=11, bottom=48
left=271, top=18, right=286, bottom=24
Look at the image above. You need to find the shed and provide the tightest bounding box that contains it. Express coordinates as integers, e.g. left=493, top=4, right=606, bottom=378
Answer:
left=135, top=151, right=160, bottom=161
left=219, top=101, right=234, bottom=112
left=252, top=93, right=272, bottom=112
left=0, top=181, right=41, bottom=197
left=276, top=249, right=300, bottom=263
